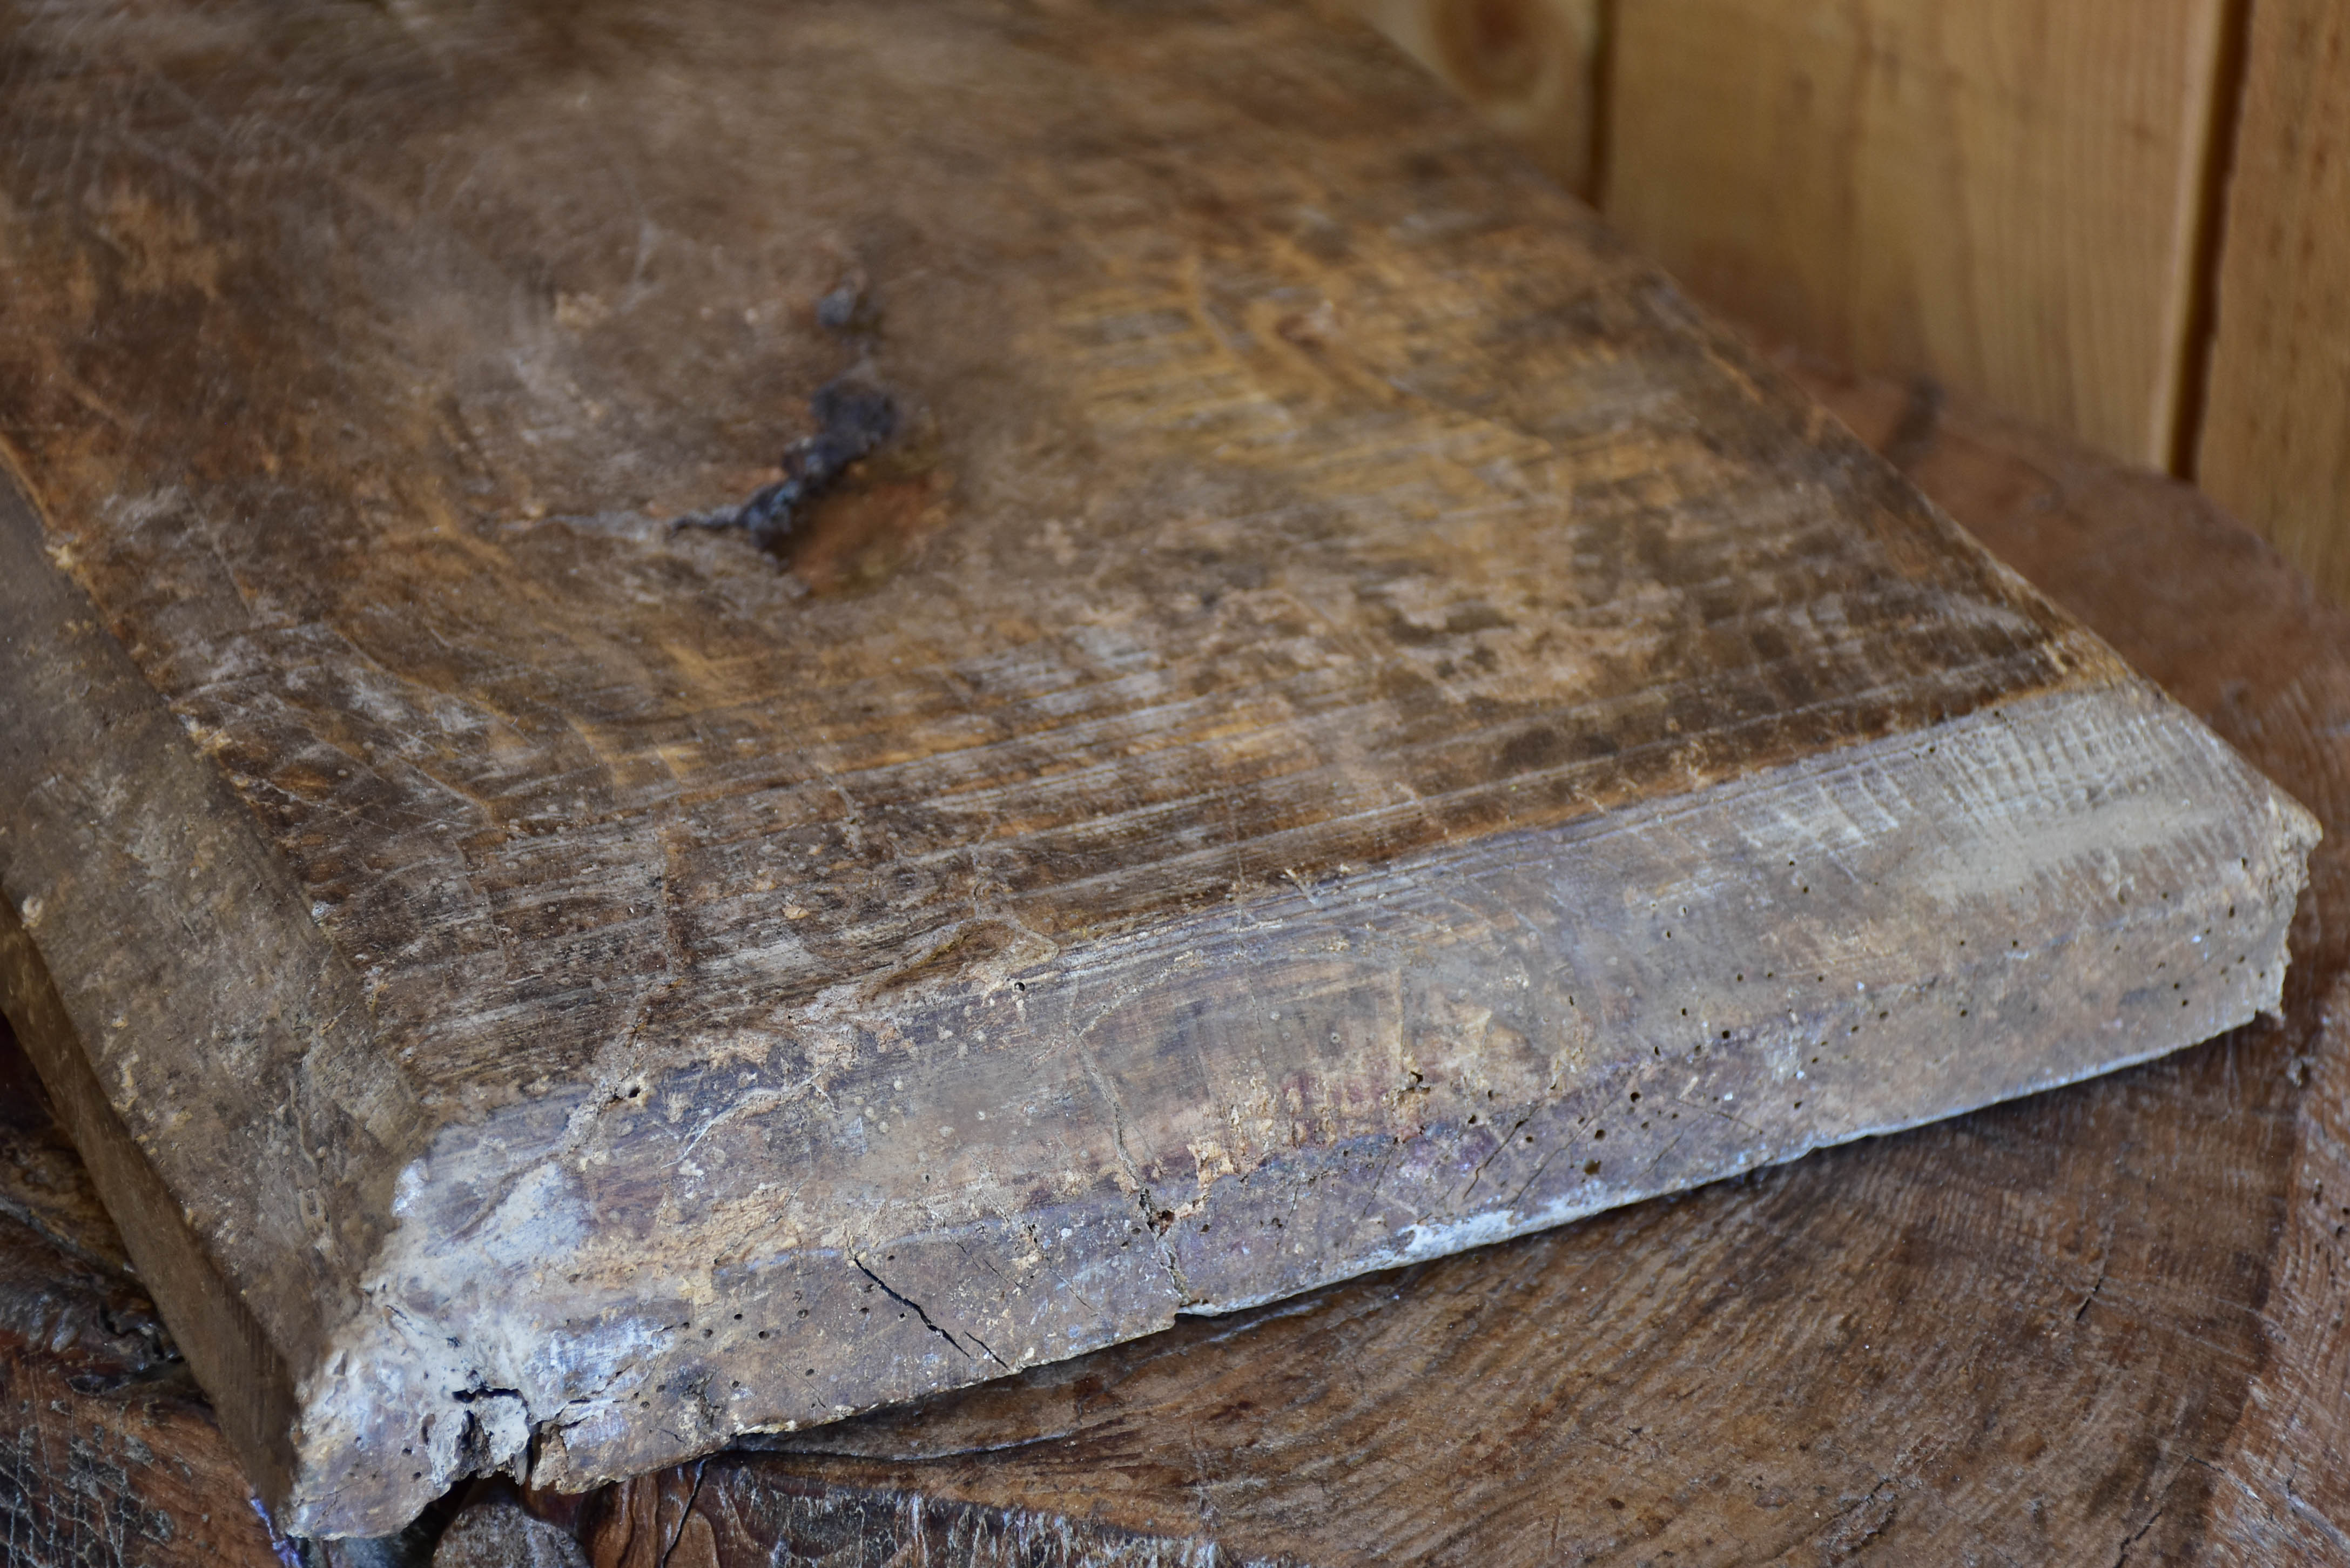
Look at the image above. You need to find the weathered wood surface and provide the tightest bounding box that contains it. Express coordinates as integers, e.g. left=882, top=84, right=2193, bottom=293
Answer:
left=567, top=372, right=2350, bottom=1567
left=1339, top=0, right=2350, bottom=601
left=0, top=0, right=2314, bottom=1539
left=4, top=373, right=2349, bottom=1565
left=0, top=1028, right=288, bottom=1568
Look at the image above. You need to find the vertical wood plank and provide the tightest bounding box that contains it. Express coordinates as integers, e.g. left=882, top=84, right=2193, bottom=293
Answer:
left=1602, top=0, right=2228, bottom=467
left=1336, top=0, right=1603, bottom=197
left=2196, top=0, right=2350, bottom=604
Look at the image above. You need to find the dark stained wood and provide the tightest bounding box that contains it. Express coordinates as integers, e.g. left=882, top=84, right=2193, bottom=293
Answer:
left=3, top=371, right=2347, bottom=1563
left=0, top=1021, right=288, bottom=1568
left=568, top=1464, right=1237, bottom=1568
left=548, top=371, right=2350, bottom=1566
left=0, top=1019, right=127, bottom=1279
left=432, top=1486, right=588, bottom=1568
left=0, top=0, right=2313, bottom=1538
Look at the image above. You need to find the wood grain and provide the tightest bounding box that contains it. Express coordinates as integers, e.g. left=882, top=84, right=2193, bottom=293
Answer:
left=2194, top=0, right=2350, bottom=607
left=1604, top=0, right=2231, bottom=468
left=0, top=1022, right=288, bottom=1568
left=0, top=0, right=2312, bottom=1538
left=1819, top=367, right=2350, bottom=1566
left=4, top=372, right=2347, bottom=1564
left=571, top=1465, right=1236, bottom=1568
left=555, top=368, right=2350, bottom=1568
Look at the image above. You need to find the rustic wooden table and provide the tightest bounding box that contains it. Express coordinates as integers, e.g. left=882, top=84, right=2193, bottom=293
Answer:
left=4, top=362, right=2344, bottom=1566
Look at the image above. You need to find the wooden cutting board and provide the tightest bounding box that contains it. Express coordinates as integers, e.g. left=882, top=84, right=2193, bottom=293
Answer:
left=0, top=0, right=2315, bottom=1538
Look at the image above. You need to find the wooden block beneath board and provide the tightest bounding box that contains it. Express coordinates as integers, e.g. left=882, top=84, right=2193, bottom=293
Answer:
left=0, top=0, right=2316, bottom=1539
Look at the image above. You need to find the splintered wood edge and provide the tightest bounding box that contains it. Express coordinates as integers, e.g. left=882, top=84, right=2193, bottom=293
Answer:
left=0, top=469, right=422, bottom=1526
left=0, top=467, right=2320, bottom=1536
left=336, top=678, right=2314, bottom=1534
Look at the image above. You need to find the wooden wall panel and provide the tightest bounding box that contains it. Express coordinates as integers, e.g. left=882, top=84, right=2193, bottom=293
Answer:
left=1342, top=1, right=2350, bottom=604
left=2196, top=0, right=2350, bottom=603
left=1599, top=0, right=2229, bottom=468
left=1337, top=0, right=1601, bottom=197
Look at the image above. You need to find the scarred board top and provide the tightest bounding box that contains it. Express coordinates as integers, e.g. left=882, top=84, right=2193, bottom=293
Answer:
left=0, top=0, right=2316, bottom=1537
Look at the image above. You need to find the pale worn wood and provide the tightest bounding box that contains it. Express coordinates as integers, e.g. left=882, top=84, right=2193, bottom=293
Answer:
left=4, top=374, right=2348, bottom=1564
left=1604, top=0, right=2231, bottom=468
left=1812, top=365, right=2350, bottom=1566
left=554, top=369, right=2350, bottom=1568
left=573, top=1466, right=1229, bottom=1568
left=2195, top=0, right=2350, bottom=607
left=0, top=0, right=2312, bottom=1540
left=1333, top=0, right=1602, bottom=198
